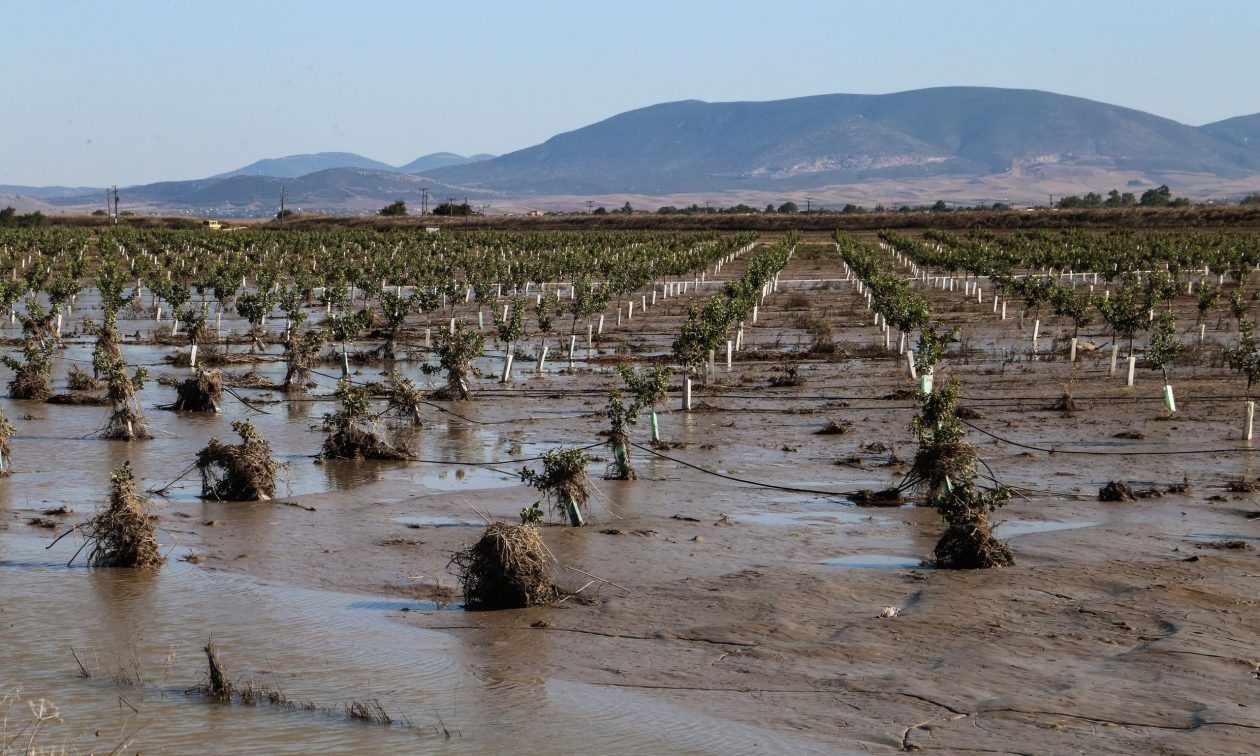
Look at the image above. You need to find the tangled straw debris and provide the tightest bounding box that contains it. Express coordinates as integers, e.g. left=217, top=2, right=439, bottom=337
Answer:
left=171, top=370, right=223, bottom=412
left=196, top=420, right=279, bottom=501
left=84, top=461, right=164, bottom=569
left=67, top=365, right=104, bottom=391
left=851, top=488, right=904, bottom=507
left=450, top=522, right=559, bottom=610
left=932, top=509, right=1015, bottom=569
left=46, top=392, right=109, bottom=406
left=1098, top=481, right=1137, bottom=502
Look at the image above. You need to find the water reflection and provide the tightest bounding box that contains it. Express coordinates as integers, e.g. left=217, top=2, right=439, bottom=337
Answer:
left=319, top=458, right=387, bottom=491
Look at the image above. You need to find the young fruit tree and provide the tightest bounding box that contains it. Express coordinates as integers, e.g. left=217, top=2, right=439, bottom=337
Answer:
left=422, top=320, right=484, bottom=400
left=904, top=327, right=1013, bottom=569
left=605, top=363, right=671, bottom=479
left=520, top=446, right=591, bottom=527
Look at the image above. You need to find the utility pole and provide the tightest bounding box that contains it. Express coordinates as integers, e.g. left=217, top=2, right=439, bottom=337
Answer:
left=279, top=186, right=286, bottom=218
left=420, top=187, right=429, bottom=215
left=104, top=189, right=111, bottom=219
left=585, top=200, right=594, bottom=215
left=113, top=186, right=119, bottom=224
left=806, top=197, right=813, bottom=213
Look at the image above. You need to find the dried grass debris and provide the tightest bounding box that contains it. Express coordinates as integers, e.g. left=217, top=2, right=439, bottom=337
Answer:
left=84, top=461, right=164, bottom=569
left=196, top=420, right=279, bottom=501
left=67, top=365, right=103, bottom=391
left=932, top=510, right=1014, bottom=569
left=170, top=370, right=223, bottom=412
left=450, top=522, right=559, bottom=610
left=1099, top=481, right=1137, bottom=502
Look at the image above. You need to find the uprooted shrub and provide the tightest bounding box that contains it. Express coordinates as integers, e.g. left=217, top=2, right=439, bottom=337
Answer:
left=520, top=446, right=591, bottom=526
left=67, top=365, right=103, bottom=391
left=196, top=420, right=280, bottom=501
left=851, top=487, right=903, bottom=506
left=384, top=369, right=425, bottom=426
left=320, top=379, right=413, bottom=460
left=169, top=369, right=223, bottom=412
left=1098, top=481, right=1137, bottom=502
left=3, top=337, right=53, bottom=400
left=905, top=373, right=1013, bottom=569
left=84, top=317, right=123, bottom=379
left=449, top=521, right=559, bottom=610
left=84, top=461, right=164, bottom=568
left=282, top=329, right=325, bottom=392
left=98, top=358, right=151, bottom=440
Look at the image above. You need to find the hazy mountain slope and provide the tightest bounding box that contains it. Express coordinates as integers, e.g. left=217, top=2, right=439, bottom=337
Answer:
left=48, top=169, right=491, bottom=211
left=1200, top=113, right=1260, bottom=150
left=424, top=87, right=1260, bottom=194
left=396, top=152, right=496, bottom=173
left=212, top=152, right=396, bottom=179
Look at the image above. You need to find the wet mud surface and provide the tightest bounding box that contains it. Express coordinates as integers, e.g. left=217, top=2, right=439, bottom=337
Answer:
left=2, top=236, right=1259, bottom=753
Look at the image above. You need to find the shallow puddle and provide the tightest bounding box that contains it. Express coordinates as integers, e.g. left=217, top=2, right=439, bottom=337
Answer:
left=993, top=519, right=1099, bottom=537
left=392, top=514, right=483, bottom=528
left=733, top=509, right=879, bottom=526
left=820, top=554, right=926, bottom=569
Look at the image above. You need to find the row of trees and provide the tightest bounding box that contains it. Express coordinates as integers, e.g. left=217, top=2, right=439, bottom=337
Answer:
left=1057, top=185, right=1190, bottom=209
left=0, top=207, right=49, bottom=227
left=378, top=200, right=476, bottom=216
left=671, top=232, right=797, bottom=372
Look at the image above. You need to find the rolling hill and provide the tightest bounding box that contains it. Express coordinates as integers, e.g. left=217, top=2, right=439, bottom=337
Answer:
left=396, top=152, right=496, bottom=174
left=421, top=87, right=1260, bottom=195
left=1201, top=113, right=1260, bottom=150
left=211, top=152, right=397, bottom=179
left=24, top=87, right=1260, bottom=214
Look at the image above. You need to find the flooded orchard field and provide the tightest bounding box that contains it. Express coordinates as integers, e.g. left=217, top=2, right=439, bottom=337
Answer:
left=2, top=226, right=1258, bottom=753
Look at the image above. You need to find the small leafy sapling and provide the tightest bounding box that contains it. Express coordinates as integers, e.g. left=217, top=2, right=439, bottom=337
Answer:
left=494, top=297, right=525, bottom=350
left=520, top=446, right=591, bottom=526
left=1195, top=283, right=1221, bottom=328
left=422, top=320, right=485, bottom=400
left=1146, top=309, right=1182, bottom=414
left=605, top=363, right=671, bottom=479
left=1146, top=309, right=1181, bottom=385
left=1099, top=284, right=1146, bottom=356
left=377, top=289, right=415, bottom=360
left=1224, top=320, right=1260, bottom=398
left=914, top=324, right=958, bottom=391
left=1229, top=288, right=1250, bottom=335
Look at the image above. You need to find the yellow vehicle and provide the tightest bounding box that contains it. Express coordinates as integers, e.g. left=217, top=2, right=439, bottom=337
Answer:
left=202, top=220, right=222, bottom=230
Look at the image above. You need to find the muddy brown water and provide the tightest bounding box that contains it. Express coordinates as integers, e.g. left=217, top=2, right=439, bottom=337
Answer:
left=2, top=533, right=837, bottom=754
left=4, top=245, right=1260, bottom=752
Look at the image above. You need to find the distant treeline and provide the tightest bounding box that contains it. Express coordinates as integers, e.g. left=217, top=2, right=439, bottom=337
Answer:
left=260, top=204, right=1260, bottom=232
left=30, top=202, right=1260, bottom=234
left=0, top=207, right=50, bottom=227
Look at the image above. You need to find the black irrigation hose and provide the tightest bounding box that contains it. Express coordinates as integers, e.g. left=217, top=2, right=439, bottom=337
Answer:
left=223, top=386, right=273, bottom=414
left=958, top=417, right=1260, bottom=456
left=302, top=366, right=596, bottom=426
left=630, top=441, right=861, bottom=499
left=387, top=441, right=606, bottom=468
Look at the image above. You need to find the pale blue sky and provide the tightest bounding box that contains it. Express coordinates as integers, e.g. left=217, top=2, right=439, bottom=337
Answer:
left=3, top=0, right=1257, bottom=186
